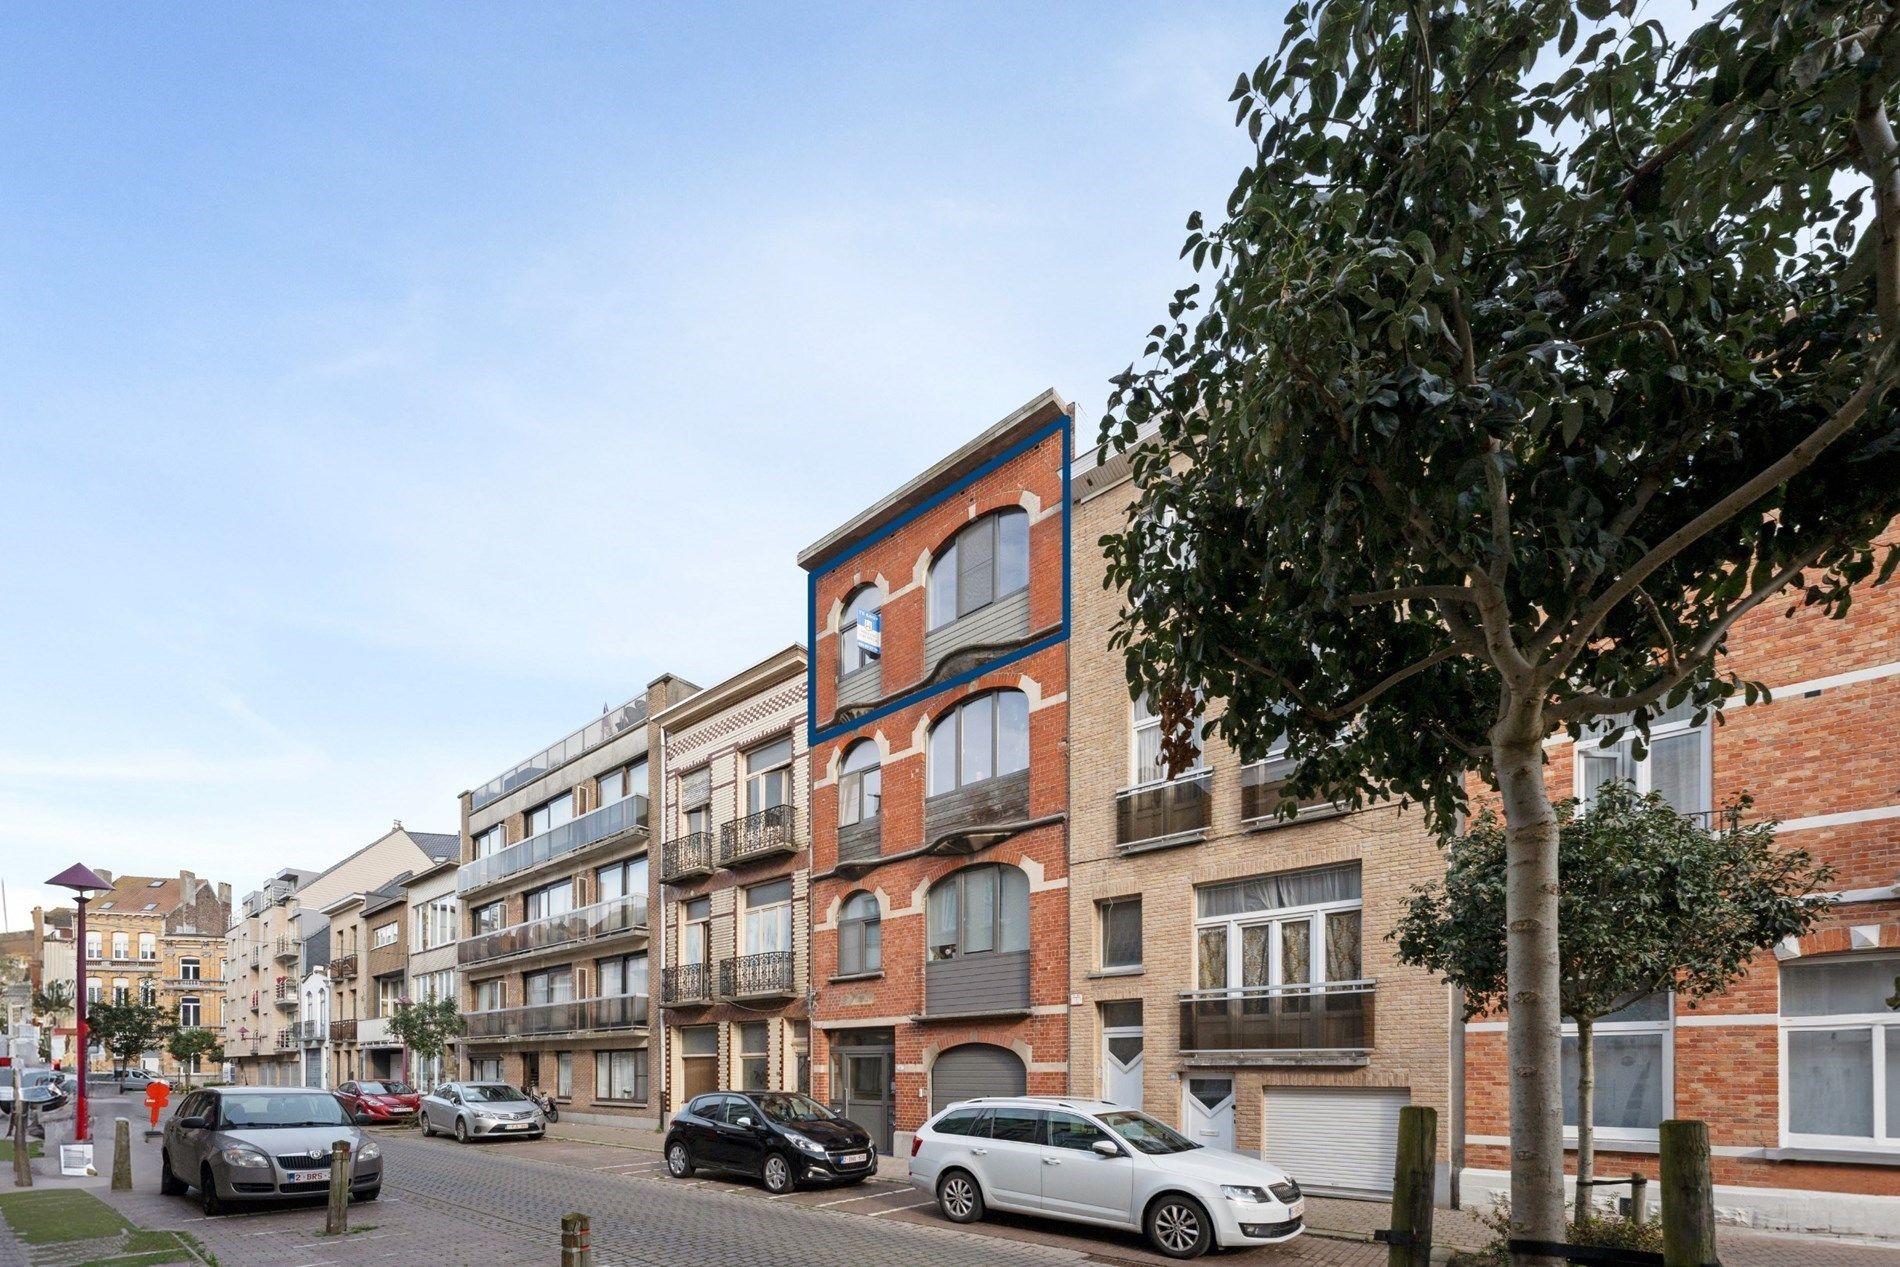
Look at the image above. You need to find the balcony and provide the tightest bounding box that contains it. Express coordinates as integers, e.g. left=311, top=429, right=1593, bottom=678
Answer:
left=463, top=994, right=648, bottom=1041
left=469, top=696, right=649, bottom=811
left=331, top=954, right=357, bottom=980
left=837, top=815, right=880, bottom=866
left=459, top=893, right=648, bottom=969
left=923, top=768, right=1031, bottom=850
left=273, top=937, right=300, bottom=963
left=661, top=962, right=711, bottom=1006
left=458, top=794, right=649, bottom=894
left=358, top=1017, right=399, bottom=1048
left=272, top=981, right=297, bottom=1009
left=718, top=804, right=797, bottom=869
left=922, top=950, right=1030, bottom=1019
left=296, top=1020, right=324, bottom=1044
left=164, top=975, right=221, bottom=988
left=331, top=1018, right=358, bottom=1043
left=275, top=1031, right=298, bottom=1051
left=660, top=833, right=715, bottom=884
left=719, top=951, right=795, bottom=1000
left=1177, top=980, right=1375, bottom=1063
left=1116, top=771, right=1212, bottom=852
left=1240, top=757, right=1346, bottom=827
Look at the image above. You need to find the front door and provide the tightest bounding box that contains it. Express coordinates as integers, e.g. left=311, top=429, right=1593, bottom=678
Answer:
left=1102, top=1026, right=1143, bottom=1108
left=522, top=1052, right=540, bottom=1093
left=838, top=1050, right=893, bottom=1154
left=1182, top=1076, right=1235, bottom=1152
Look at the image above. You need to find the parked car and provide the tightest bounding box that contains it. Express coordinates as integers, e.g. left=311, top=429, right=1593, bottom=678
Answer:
left=908, top=1097, right=1304, bottom=1260
left=113, top=1068, right=168, bottom=1093
left=334, top=1080, right=420, bottom=1123
left=664, top=1090, right=875, bottom=1194
left=418, top=1082, right=546, bottom=1142
left=0, top=1069, right=70, bottom=1115
left=159, top=1085, right=383, bottom=1216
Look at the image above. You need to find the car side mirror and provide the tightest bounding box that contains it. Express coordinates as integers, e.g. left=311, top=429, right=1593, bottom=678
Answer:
left=177, top=1115, right=210, bottom=1130
left=1091, top=1139, right=1124, bottom=1158
left=735, top=1115, right=755, bottom=1129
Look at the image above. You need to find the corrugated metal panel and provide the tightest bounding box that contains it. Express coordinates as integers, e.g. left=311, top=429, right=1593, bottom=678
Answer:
left=930, top=1044, right=1025, bottom=1114
left=922, top=589, right=1031, bottom=679
left=1262, top=1087, right=1408, bottom=1196
left=837, top=664, right=882, bottom=710
left=924, top=951, right=1030, bottom=1015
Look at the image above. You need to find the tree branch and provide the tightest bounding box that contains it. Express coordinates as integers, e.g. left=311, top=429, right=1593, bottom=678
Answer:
left=1346, top=585, right=1480, bottom=608
left=1233, top=645, right=1459, bottom=725
left=1854, top=89, right=1900, bottom=334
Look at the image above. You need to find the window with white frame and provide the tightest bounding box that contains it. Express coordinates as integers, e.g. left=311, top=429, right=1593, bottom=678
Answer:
left=86, top=932, right=101, bottom=960
left=840, top=585, right=883, bottom=675
left=838, top=740, right=882, bottom=826
left=556, top=1051, right=573, bottom=1098
left=837, top=892, right=881, bottom=977
left=596, top=1049, right=647, bottom=1101
left=473, top=824, right=507, bottom=858
left=415, top=899, right=457, bottom=950
left=179, top=957, right=201, bottom=981
left=681, top=897, right=710, bottom=965
left=179, top=996, right=201, bottom=1027
left=1780, top=953, right=1900, bottom=1149
left=138, top=978, right=156, bottom=1006
left=1130, top=694, right=1203, bottom=785
left=472, top=978, right=505, bottom=1011
left=1575, top=703, right=1711, bottom=818
left=138, top=932, right=157, bottom=960
left=526, top=790, right=576, bottom=836
left=87, top=981, right=103, bottom=1004
left=1194, top=865, right=1362, bottom=996
left=112, top=978, right=130, bottom=1004
left=744, top=878, right=793, bottom=956
left=745, top=736, right=794, bottom=815
left=373, top=922, right=398, bottom=948
left=927, top=689, right=1030, bottom=796
left=1099, top=897, right=1143, bottom=971
left=682, top=766, right=712, bottom=835
left=112, top=932, right=129, bottom=960
left=740, top=1022, right=770, bottom=1091
left=928, top=508, right=1029, bottom=629
left=375, top=974, right=405, bottom=1017
left=1562, top=994, right=1672, bottom=1139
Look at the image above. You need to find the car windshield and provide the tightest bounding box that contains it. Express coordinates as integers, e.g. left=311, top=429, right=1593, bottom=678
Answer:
left=1099, top=1110, right=1200, bottom=1155
left=753, top=1093, right=838, bottom=1125
left=217, top=1093, right=350, bottom=1129
left=464, top=1084, right=525, bottom=1103
left=358, top=1082, right=413, bottom=1095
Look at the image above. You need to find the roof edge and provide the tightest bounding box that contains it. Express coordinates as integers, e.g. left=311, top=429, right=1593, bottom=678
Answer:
left=653, top=644, right=807, bottom=730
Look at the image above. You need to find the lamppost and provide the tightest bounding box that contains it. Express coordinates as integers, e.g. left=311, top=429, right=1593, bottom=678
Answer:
left=47, top=863, right=111, bottom=1144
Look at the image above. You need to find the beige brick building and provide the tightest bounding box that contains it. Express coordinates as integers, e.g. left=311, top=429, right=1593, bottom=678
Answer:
left=78, top=870, right=231, bottom=1077
left=1066, top=443, right=1451, bottom=1198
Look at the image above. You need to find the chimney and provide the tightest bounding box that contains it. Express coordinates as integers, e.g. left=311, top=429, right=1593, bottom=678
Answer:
left=178, top=870, right=198, bottom=903
left=217, top=882, right=232, bottom=904
left=94, top=869, right=113, bottom=885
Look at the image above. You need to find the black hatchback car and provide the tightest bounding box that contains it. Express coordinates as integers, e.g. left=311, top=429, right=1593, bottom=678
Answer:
left=664, top=1090, right=875, bottom=1194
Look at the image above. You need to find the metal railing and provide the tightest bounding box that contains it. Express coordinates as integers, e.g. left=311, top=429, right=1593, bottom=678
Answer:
left=458, top=794, right=649, bottom=894
left=275, top=1030, right=298, bottom=1050
left=463, top=993, right=648, bottom=1039
left=273, top=937, right=299, bottom=962
left=1239, top=758, right=1345, bottom=825
left=1177, top=979, right=1375, bottom=1054
left=164, top=976, right=220, bottom=988
left=331, top=954, right=358, bottom=979
left=660, top=962, right=711, bottom=1005
left=718, top=804, right=797, bottom=868
left=296, top=1020, right=324, bottom=1044
left=1115, top=770, right=1212, bottom=849
left=470, top=697, right=649, bottom=810
left=458, top=893, right=648, bottom=967
left=659, top=832, right=715, bottom=883
left=330, top=1018, right=358, bottom=1043
left=719, top=951, right=795, bottom=998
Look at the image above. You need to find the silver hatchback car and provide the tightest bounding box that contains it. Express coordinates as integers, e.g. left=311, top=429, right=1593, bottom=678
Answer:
left=160, top=1086, right=383, bottom=1215
left=419, top=1081, right=546, bottom=1142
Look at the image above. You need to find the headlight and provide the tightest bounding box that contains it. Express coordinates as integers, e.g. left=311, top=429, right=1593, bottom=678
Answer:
left=473, top=1109, right=496, bottom=1119
left=1220, top=1185, right=1272, bottom=1203
left=788, top=1133, right=828, bottom=1156
left=220, top=1146, right=272, bottom=1169
left=357, top=1141, right=381, bottom=1161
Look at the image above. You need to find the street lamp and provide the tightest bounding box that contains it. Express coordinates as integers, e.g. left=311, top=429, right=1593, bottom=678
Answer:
left=47, top=863, right=111, bottom=1144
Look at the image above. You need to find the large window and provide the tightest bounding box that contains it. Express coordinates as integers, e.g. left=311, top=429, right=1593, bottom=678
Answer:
left=86, top=932, right=101, bottom=961
left=472, top=901, right=505, bottom=936
left=179, top=957, right=201, bottom=981
left=415, top=899, right=457, bottom=950
left=597, top=1050, right=647, bottom=1102
left=1194, top=865, right=1362, bottom=993
left=838, top=740, right=882, bottom=827
left=837, top=892, right=881, bottom=977
left=1131, top=694, right=1203, bottom=784
left=598, top=758, right=646, bottom=807
left=112, top=932, right=129, bottom=960
left=524, top=968, right=574, bottom=1006
left=375, top=974, right=405, bottom=1017
left=927, top=864, right=1029, bottom=962
left=1563, top=994, right=1672, bottom=1139
left=179, top=996, right=201, bottom=1027
left=840, top=586, right=883, bottom=675
left=1576, top=704, right=1710, bottom=818
left=598, top=952, right=648, bottom=999
left=928, top=508, right=1029, bottom=628
left=745, top=737, right=794, bottom=815
left=112, top=978, right=130, bottom=1004
left=596, top=857, right=647, bottom=902
left=373, top=922, right=399, bottom=948
left=526, top=790, right=576, bottom=836
left=473, top=824, right=506, bottom=858
left=469, top=1056, right=502, bottom=1081
left=740, top=1022, right=770, bottom=1092
left=927, top=690, right=1030, bottom=796
left=472, top=978, right=505, bottom=1011
left=138, top=932, right=157, bottom=961
left=1099, top=897, right=1143, bottom=972
left=1781, top=953, right=1900, bottom=1148
left=681, top=897, right=710, bottom=965
left=524, top=879, right=575, bottom=922
left=744, top=879, right=793, bottom=956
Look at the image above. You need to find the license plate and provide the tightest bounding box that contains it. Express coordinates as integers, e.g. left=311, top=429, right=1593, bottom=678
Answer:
left=287, top=1170, right=327, bottom=1184
left=1288, top=1199, right=1304, bottom=1219
left=837, top=1152, right=868, bottom=1165
left=502, top=1122, right=529, bottom=1131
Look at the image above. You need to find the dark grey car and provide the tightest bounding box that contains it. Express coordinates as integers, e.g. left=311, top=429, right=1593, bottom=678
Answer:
left=160, top=1086, right=383, bottom=1215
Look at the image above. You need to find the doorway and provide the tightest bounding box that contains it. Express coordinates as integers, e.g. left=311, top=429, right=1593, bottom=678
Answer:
left=1101, top=1000, right=1144, bottom=1108
left=829, top=1028, right=894, bottom=1154
left=1182, top=1075, right=1235, bottom=1151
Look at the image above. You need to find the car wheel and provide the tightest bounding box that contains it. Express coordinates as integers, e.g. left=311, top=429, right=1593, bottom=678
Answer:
left=198, top=1167, right=227, bottom=1217
left=761, top=1151, right=796, bottom=1195
left=420, top=1113, right=434, bottom=1137
left=666, top=1141, right=695, bottom=1178
left=453, top=1116, right=469, bottom=1143
left=158, top=1150, right=185, bottom=1196
left=1146, top=1194, right=1213, bottom=1259
left=354, top=1185, right=381, bottom=1202
left=936, top=1170, right=984, bottom=1224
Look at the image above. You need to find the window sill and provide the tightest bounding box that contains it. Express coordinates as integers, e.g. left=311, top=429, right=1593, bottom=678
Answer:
left=829, top=972, right=883, bottom=984
left=1762, top=1145, right=1900, bottom=1166
left=1088, top=967, right=1144, bottom=979
left=1560, top=1133, right=1659, bottom=1155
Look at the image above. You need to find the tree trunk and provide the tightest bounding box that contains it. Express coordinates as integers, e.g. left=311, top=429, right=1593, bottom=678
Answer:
left=1573, top=1015, right=1594, bottom=1225
left=1492, top=707, right=1565, bottom=1267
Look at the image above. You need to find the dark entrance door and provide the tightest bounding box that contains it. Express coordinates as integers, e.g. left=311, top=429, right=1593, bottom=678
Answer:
left=829, top=1029, right=894, bottom=1155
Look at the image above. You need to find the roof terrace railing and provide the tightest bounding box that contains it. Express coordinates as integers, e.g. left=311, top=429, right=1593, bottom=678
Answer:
left=469, top=698, right=649, bottom=811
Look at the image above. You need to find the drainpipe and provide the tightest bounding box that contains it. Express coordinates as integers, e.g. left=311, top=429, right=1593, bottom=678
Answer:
left=1448, top=985, right=1465, bottom=1209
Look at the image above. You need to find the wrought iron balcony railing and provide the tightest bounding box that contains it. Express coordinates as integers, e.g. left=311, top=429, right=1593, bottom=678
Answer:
left=164, top=975, right=222, bottom=988
left=719, top=951, right=795, bottom=999
left=1177, top=980, right=1375, bottom=1055
left=458, top=893, right=647, bottom=968
left=330, top=954, right=358, bottom=979
left=718, top=804, right=797, bottom=868
left=463, top=994, right=648, bottom=1040
left=458, top=794, right=649, bottom=894
left=1115, top=770, right=1212, bottom=851
left=659, top=832, right=715, bottom=884
left=330, top=1018, right=358, bottom=1043
left=660, top=962, right=711, bottom=1005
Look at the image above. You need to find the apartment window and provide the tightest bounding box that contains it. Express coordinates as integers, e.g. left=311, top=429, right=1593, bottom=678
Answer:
left=472, top=901, right=505, bottom=936
left=138, top=932, right=157, bottom=961
left=837, top=892, right=881, bottom=977
left=927, top=507, right=1029, bottom=628
left=470, top=1057, right=502, bottom=1081
left=838, top=740, right=882, bottom=827
left=840, top=585, right=883, bottom=675
left=743, top=879, right=793, bottom=956
left=1131, top=694, right=1203, bottom=784
left=86, top=932, right=101, bottom=961
left=598, top=757, right=646, bottom=807
left=113, top=978, right=130, bottom=1005
left=926, top=864, right=1029, bottom=962
left=679, top=1025, right=717, bottom=1088
left=598, top=953, right=648, bottom=999
left=1781, top=953, right=1900, bottom=1148
left=1575, top=703, right=1711, bottom=818
left=526, top=790, right=576, bottom=836
left=112, top=932, right=129, bottom=960
left=179, top=957, right=201, bottom=981
left=682, top=766, right=712, bottom=836
left=524, top=879, right=575, bottom=922
left=472, top=978, right=505, bottom=1012
left=681, top=897, right=711, bottom=965
left=415, top=899, right=457, bottom=950
left=179, top=996, right=201, bottom=1027
left=740, top=1022, right=770, bottom=1091
left=596, top=1050, right=647, bottom=1102
left=524, top=967, right=574, bottom=1007
left=1561, top=994, right=1672, bottom=1139
left=1099, top=898, right=1143, bottom=971
left=745, top=736, right=794, bottom=815
left=596, top=857, right=647, bottom=902
left=1194, top=865, right=1363, bottom=995
left=373, top=922, right=398, bottom=948
left=375, top=975, right=405, bottom=1017
left=418, top=969, right=454, bottom=1002
left=87, top=982, right=103, bottom=1004
left=138, top=979, right=156, bottom=1006
left=473, top=824, right=507, bottom=858
left=927, top=690, right=1030, bottom=796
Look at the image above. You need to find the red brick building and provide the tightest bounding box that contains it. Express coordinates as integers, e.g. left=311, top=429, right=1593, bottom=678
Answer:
left=1460, top=532, right=1900, bottom=1236
left=799, top=390, right=1071, bottom=1157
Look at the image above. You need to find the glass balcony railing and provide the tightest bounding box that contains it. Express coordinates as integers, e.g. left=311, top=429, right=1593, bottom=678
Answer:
left=1116, top=771, right=1212, bottom=850
left=1177, top=979, right=1375, bottom=1054
left=458, top=794, right=649, bottom=894
left=470, top=698, right=649, bottom=810
left=464, top=994, right=649, bottom=1040
left=458, top=894, right=648, bottom=968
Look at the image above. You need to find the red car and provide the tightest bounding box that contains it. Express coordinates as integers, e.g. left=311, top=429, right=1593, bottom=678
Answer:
left=334, top=1079, right=421, bottom=1123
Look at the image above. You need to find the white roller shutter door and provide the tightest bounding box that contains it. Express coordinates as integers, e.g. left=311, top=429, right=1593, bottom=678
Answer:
left=1262, top=1087, right=1409, bottom=1196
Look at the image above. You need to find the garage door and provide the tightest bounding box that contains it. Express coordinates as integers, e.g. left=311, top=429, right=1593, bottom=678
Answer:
left=1262, top=1087, right=1408, bottom=1196
left=930, top=1043, right=1025, bottom=1114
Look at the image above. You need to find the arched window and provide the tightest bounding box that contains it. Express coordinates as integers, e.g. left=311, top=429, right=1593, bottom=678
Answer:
left=927, top=864, right=1029, bottom=961
left=839, top=740, right=882, bottom=826
left=839, top=586, right=883, bottom=675
left=927, top=508, right=1029, bottom=629
left=838, top=892, right=881, bottom=976
left=927, top=689, right=1029, bottom=796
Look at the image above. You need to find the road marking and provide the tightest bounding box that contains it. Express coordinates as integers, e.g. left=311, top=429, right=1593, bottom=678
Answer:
left=866, top=1200, right=935, bottom=1217
left=813, top=1189, right=905, bottom=1207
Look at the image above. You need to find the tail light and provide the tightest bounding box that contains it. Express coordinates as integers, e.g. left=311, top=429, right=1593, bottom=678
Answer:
left=910, top=1135, right=923, bottom=1157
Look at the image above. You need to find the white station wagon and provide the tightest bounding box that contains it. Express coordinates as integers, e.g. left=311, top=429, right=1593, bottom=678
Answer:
left=908, top=1096, right=1304, bottom=1258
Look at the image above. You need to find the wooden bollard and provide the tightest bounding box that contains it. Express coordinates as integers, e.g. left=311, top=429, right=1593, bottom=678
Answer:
left=111, top=1118, right=132, bottom=1191
left=561, top=1212, right=591, bottom=1267
left=1385, top=1105, right=1436, bottom=1267
left=1659, top=1120, right=1716, bottom=1267
left=324, top=1140, right=351, bottom=1236
left=1630, top=1172, right=1650, bottom=1227
left=10, top=1065, right=30, bottom=1188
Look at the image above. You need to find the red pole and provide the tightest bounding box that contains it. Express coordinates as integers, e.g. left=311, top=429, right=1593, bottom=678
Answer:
left=74, top=894, right=89, bottom=1144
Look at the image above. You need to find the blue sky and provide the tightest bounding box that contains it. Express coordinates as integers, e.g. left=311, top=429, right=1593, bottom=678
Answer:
left=0, top=3, right=1282, bottom=926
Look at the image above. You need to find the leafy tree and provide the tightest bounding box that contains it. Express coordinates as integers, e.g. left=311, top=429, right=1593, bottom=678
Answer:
left=31, top=981, right=75, bottom=1063
left=166, top=1028, right=222, bottom=1082
left=1099, top=1, right=1900, bottom=1250
left=1394, top=782, right=1831, bottom=1219
left=85, top=1002, right=174, bottom=1072
left=385, top=997, right=465, bottom=1087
